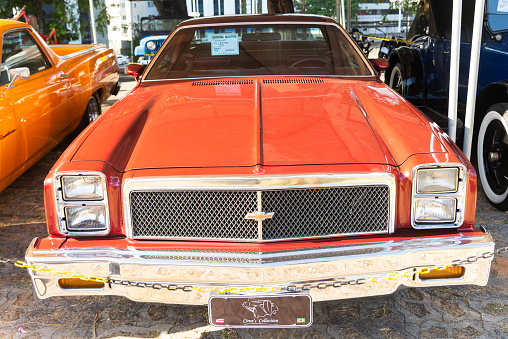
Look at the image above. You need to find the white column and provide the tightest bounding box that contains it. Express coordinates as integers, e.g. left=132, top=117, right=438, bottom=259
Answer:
left=89, top=0, right=97, bottom=44
left=341, top=0, right=346, bottom=27
left=463, top=0, right=486, bottom=158
left=398, top=3, right=402, bottom=33
left=447, top=0, right=462, bottom=142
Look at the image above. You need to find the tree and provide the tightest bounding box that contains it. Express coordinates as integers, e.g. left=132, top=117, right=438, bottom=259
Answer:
left=267, top=0, right=294, bottom=13
left=0, top=0, right=109, bottom=43
left=294, top=0, right=361, bottom=20
left=151, top=0, right=188, bottom=17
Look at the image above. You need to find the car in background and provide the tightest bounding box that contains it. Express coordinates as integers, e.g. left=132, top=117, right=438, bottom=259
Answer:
left=116, top=54, right=129, bottom=72
left=134, top=16, right=188, bottom=65
left=385, top=0, right=508, bottom=210
left=0, top=19, right=119, bottom=192
left=26, top=14, right=494, bottom=329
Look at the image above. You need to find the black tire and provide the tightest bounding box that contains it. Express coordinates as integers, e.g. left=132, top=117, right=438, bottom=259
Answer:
left=389, top=63, right=404, bottom=96
left=477, top=103, right=508, bottom=210
left=77, top=94, right=101, bottom=131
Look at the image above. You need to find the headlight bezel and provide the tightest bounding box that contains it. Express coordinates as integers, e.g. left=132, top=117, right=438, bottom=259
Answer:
left=146, top=41, right=156, bottom=50
left=54, top=172, right=110, bottom=236
left=411, top=164, right=467, bottom=229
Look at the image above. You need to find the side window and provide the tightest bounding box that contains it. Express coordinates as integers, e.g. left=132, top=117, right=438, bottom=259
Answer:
left=1, top=30, right=50, bottom=86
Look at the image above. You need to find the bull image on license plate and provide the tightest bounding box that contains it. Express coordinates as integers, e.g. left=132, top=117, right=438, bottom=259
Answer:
left=208, top=294, right=312, bottom=328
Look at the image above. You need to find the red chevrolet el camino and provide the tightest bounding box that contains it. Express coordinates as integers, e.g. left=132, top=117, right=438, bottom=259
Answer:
left=26, top=15, right=494, bottom=328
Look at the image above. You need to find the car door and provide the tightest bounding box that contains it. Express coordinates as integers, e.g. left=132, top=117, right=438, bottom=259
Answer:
left=0, top=28, right=73, bottom=166
left=0, top=97, right=22, bottom=191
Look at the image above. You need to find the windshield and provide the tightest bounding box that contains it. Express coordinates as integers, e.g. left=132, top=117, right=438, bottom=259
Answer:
left=487, top=0, right=508, bottom=32
left=145, top=23, right=373, bottom=80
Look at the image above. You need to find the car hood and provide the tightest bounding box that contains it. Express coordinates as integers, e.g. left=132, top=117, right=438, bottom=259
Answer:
left=72, top=78, right=448, bottom=171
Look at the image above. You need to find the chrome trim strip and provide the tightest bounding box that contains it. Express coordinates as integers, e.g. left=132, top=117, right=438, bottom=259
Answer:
left=411, top=163, right=467, bottom=229
left=25, top=231, right=495, bottom=305
left=58, top=45, right=105, bottom=60
left=141, top=75, right=377, bottom=84
left=257, top=191, right=263, bottom=242
left=122, top=173, right=396, bottom=241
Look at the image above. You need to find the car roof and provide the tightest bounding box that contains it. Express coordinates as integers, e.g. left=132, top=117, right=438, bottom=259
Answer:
left=178, top=14, right=337, bottom=28
left=0, top=19, right=31, bottom=30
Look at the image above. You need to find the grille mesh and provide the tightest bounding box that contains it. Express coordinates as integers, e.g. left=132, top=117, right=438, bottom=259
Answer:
left=261, top=186, right=389, bottom=240
left=131, top=191, right=258, bottom=239
left=130, top=186, right=390, bottom=241
left=192, top=80, right=254, bottom=86
left=262, top=79, right=325, bottom=84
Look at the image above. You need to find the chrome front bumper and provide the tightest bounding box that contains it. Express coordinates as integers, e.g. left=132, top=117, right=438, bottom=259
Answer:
left=25, top=231, right=495, bottom=305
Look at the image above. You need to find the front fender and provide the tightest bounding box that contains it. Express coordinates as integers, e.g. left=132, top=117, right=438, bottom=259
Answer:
left=389, top=47, right=425, bottom=104
left=474, top=81, right=508, bottom=127
left=134, top=46, right=146, bottom=56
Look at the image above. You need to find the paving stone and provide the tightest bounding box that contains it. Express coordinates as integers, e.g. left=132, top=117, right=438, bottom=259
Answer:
left=1, top=305, right=22, bottom=322
left=452, top=325, right=482, bottom=339
left=403, top=302, right=430, bottom=318
left=147, top=304, right=173, bottom=321
left=327, top=325, right=367, bottom=338
left=13, top=291, right=34, bottom=307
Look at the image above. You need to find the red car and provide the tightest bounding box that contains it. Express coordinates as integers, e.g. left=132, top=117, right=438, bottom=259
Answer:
left=26, top=15, right=494, bottom=328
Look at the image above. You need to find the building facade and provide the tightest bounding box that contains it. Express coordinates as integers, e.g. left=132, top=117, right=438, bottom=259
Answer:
left=106, top=0, right=268, bottom=57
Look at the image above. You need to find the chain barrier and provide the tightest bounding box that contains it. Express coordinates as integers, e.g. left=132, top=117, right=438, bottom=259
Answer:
left=2, top=246, right=507, bottom=294
left=353, top=33, right=410, bottom=44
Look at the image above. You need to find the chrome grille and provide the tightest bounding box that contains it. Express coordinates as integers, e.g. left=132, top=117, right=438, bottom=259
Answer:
left=131, top=191, right=258, bottom=240
left=130, top=186, right=390, bottom=241
left=262, top=186, right=389, bottom=240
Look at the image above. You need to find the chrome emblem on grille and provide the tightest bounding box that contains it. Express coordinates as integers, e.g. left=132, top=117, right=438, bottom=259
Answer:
left=245, top=211, right=275, bottom=221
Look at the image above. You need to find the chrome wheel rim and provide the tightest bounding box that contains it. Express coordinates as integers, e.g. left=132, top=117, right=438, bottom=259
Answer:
left=87, top=98, right=100, bottom=123
left=392, top=69, right=403, bottom=95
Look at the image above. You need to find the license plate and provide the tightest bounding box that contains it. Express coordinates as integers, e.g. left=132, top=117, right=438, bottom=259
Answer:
left=208, top=293, right=312, bottom=328
left=380, top=46, right=389, bottom=54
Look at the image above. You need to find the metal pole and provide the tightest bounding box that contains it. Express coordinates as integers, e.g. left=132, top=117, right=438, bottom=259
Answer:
left=463, top=0, right=486, bottom=158
left=447, top=0, right=462, bottom=142
left=398, top=3, right=402, bottom=33
left=341, top=0, right=346, bottom=27
left=347, top=0, right=351, bottom=31
left=336, top=0, right=340, bottom=23
left=130, top=1, right=133, bottom=61
left=89, top=0, right=97, bottom=44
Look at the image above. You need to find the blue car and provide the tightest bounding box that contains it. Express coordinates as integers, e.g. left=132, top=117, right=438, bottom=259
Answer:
left=135, top=35, right=168, bottom=65
left=386, top=0, right=508, bottom=210
left=135, top=16, right=189, bottom=65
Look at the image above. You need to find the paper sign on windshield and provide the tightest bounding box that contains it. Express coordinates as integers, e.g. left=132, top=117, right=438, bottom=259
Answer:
left=498, top=0, right=508, bottom=12
left=211, top=34, right=239, bottom=56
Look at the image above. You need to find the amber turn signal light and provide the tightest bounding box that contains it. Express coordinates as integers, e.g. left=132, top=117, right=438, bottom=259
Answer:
left=59, top=278, right=105, bottom=289
left=419, top=266, right=464, bottom=280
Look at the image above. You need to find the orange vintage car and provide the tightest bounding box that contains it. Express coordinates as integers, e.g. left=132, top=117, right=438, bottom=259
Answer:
left=0, top=20, right=119, bottom=192
left=26, top=15, right=494, bottom=328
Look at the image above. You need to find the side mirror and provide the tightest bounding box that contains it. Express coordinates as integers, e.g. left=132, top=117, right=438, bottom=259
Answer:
left=370, top=58, right=390, bottom=73
left=126, top=63, right=145, bottom=81
left=5, top=67, right=30, bottom=89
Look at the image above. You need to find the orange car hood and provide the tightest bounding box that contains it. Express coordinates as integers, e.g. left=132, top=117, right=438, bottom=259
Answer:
left=72, top=78, right=447, bottom=171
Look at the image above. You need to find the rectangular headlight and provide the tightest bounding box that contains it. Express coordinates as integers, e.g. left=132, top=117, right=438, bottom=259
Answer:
left=414, top=198, right=456, bottom=223
left=416, top=168, right=459, bottom=194
left=65, top=206, right=107, bottom=231
left=62, top=176, right=104, bottom=201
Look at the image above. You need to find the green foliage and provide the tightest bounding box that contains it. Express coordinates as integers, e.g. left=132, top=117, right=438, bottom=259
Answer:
left=1, top=0, right=110, bottom=43
left=294, top=0, right=362, bottom=19
left=381, top=0, right=419, bottom=23
left=0, top=2, right=32, bottom=19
